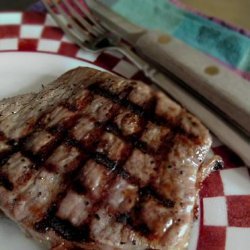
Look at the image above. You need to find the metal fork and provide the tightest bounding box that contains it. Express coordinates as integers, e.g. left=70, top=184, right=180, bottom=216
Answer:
left=42, top=0, right=157, bottom=79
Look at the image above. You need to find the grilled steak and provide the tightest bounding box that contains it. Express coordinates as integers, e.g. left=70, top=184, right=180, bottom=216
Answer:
left=0, top=67, right=222, bottom=250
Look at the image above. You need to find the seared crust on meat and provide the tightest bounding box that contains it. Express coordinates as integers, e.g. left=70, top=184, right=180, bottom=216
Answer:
left=0, top=67, right=221, bottom=250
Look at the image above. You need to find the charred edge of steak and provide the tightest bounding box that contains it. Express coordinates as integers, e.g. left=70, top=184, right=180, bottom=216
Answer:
left=213, top=160, right=224, bottom=171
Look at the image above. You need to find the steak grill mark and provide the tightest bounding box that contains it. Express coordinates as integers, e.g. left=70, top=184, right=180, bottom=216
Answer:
left=0, top=79, right=191, bottom=243
left=89, top=83, right=198, bottom=143
left=89, top=83, right=167, bottom=126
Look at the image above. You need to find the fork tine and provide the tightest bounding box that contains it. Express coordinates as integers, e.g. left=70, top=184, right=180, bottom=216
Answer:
left=50, top=0, right=92, bottom=41
left=42, top=0, right=91, bottom=51
left=62, top=0, right=102, bottom=37
left=73, top=0, right=106, bottom=34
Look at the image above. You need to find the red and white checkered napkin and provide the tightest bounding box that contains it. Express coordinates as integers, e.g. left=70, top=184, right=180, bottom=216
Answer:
left=197, top=136, right=250, bottom=250
left=0, top=12, right=249, bottom=250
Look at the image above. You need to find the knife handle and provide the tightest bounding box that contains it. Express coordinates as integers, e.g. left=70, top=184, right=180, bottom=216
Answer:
left=134, top=31, right=250, bottom=135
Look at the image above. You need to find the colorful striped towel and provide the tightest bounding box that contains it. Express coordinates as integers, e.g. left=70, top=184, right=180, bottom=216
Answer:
left=100, top=0, right=250, bottom=81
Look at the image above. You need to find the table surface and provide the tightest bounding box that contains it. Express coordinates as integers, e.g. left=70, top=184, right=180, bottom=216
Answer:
left=179, top=0, right=250, bottom=31
left=0, top=0, right=37, bottom=10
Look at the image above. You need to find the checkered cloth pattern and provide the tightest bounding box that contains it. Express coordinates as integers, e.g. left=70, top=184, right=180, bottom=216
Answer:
left=0, top=12, right=145, bottom=81
left=0, top=12, right=249, bottom=250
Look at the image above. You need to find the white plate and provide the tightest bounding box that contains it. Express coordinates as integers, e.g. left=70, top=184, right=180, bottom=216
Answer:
left=0, top=51, right=103, bottom=250
left=0, top=51, right=103, bottom=99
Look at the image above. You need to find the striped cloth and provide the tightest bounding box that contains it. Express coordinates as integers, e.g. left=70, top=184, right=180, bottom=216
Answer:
left=100, top=0, right=250, bottom=80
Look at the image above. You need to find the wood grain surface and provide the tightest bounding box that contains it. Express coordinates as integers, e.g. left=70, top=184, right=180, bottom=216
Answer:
left=180, top=0, right=250, bottom=31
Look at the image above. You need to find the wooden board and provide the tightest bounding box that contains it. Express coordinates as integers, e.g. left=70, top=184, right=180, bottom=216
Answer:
left=180, top=0, right=250, bottom=31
